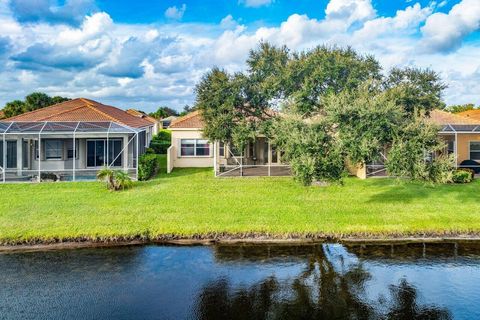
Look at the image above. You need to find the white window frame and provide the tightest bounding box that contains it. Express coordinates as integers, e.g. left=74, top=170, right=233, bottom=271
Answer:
left=44, top=139, right=64, bottom=161
left=469, top=141, right=480, bottom=160
left=179, top=139, right=211, bottom=157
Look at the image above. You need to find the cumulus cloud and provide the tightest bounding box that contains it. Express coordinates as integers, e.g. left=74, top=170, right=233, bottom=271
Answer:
left=240, top=0, right=273, bottom=8
left=9, top=0, right=97, bottom=25
left=421, top=0, right=480, bottom=53
left=325, top=0, right=376, bottom=25
left=164, top=4, right=186, bottom=20
left=1, top=0, right=480, bottom=111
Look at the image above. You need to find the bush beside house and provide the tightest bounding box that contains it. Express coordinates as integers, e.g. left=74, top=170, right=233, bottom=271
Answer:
left=138, top=154, right=161, bottom=181
left=149, top=130, right=171, bottom=154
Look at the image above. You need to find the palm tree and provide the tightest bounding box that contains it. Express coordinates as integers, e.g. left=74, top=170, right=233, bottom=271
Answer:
left=97, top=167, right=115, bottom=190
left=113, top=170, right=133, bottom=190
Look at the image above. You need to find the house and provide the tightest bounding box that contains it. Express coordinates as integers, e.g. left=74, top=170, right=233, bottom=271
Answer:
left=169, top=109, right=480, bottom=178
left=357, top=109, right=480, bottom=178
left=160, top=116, right=177, bottom=129
left=167, top=111, right=290, bottom=176
left=0, top=98, right=155, bottom=182
left=126, top=109, right=161, bottom=135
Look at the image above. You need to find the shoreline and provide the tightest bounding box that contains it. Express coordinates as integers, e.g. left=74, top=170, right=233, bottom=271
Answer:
left=2, top=233, right=480, bottom=253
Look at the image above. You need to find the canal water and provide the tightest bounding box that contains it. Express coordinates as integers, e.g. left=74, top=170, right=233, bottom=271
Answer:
left=1, top=242, right=479, bottom=319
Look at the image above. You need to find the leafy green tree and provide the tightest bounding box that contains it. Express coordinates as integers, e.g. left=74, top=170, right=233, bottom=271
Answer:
left=285, top=46, right=381, bottom=117
left=149, top=106, right=178, bottom=119
left=445, top=103, right=476, bottom=113
left=179, top=104, right=197, bottom=116
left=384, top=67, right=447, bottom=116
left=324, top=81, right=404, bottom=165
left=51, top=96, right=71, bottom=105
left=272, top=117, right=345, bottom=185
left=3, top=100, right=25, bottom=118
left=2, top=92, right=70, bottom=118
left=24, top=92, right=54, bottom=112
left=385, top=118, right=455, bottom=183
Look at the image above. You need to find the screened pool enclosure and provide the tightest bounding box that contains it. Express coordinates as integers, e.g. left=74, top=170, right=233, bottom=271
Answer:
left=0, top=121, right=147, bottom=183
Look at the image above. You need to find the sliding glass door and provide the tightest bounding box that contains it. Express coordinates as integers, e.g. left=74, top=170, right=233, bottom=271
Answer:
left=0, top=141, right=17, bottom=169
left=87, top=139, right=123, bottom=167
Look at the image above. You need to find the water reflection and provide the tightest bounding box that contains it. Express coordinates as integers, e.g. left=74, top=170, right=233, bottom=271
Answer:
left=0, top=242, right=479, bottom=319
left=197, top=243, right=452, bottom=320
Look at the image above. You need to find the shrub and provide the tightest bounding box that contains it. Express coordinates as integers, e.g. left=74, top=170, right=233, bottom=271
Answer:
left=452, top=169, right=473, bottom=184
left=458, top=168, right=475, bottom=180
left=149, top=130, right=171, bottom=154
left=97, top=168, right=133, bottom=191
left=40, top=172, right=58, bottom=182
left=145, top=147, right=155, bottom=154
left=138, top=154, right=160, bottom=181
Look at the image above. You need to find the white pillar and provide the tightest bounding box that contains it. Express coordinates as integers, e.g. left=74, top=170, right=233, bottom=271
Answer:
left=2, top=134, right=5, bottom=183
left=268, top=141, right=271, bottom=177
left=72, top=134, right=76, bottom=181
left=213, top=141, right=217, bottom=177
left=136, top=133, right=139, bottom=180
left=16, top=138, right=22, bottom=176
left=123, top=135, right=129, bottom=172
left=454, top=132, right=458, bottom=168
left=38, top=135, right=41, bottom=182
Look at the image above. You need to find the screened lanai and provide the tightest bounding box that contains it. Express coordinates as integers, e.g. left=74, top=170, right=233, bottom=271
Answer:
left=0, top=121, right=146, bottom=183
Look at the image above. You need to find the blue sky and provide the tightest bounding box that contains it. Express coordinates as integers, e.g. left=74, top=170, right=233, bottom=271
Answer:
left=0, top=0, right=480, bottom=112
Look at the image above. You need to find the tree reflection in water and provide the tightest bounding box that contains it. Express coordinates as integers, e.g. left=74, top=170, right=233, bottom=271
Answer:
left=195, top=244, right=451, bottom=320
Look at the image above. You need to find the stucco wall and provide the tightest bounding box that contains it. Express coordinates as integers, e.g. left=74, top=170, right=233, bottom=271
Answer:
left=170, top=129, right=213, bottom=168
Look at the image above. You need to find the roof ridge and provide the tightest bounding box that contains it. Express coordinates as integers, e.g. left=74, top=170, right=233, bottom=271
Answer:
left=170, top=110, right=199, bottom=126
left=40, top=103, right=88, bottom=121
left=84, top=101, right=128, bottom=126
left=5, top=98, right=77, bottom=121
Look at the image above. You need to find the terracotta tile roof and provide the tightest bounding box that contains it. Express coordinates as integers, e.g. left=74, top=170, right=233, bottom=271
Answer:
left=169, top=111, right=204, bottom=129
left=2, top=98, right=153, bottom=128
left=126, top=109, right=159, bottom=125
left=457, top=109, right=480, bottom=121
left=428, top=109, right=480, bottom=125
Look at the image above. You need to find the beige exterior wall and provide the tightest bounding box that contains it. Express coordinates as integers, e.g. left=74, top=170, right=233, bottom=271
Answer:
left=440, top=133, right=480, bottom=164
left=346, top=160, right=367, bottom=179
left=169, top=128, right=213, bottom=169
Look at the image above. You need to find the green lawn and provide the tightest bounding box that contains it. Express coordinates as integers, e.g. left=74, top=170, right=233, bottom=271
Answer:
left=1, top=156, right=480, bottom=244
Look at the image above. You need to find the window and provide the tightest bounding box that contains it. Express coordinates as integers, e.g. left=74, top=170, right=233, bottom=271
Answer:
left=0, top=141, right=17, bottom=168
left=67, top=140, right=79, bottom=159
left=180, top=139, right=210, bottom=156
left=470, top=142, right=480, bottom=160
left=447, top=140, right=455, bottom=155
left=45, top=140, right=63, bottom=160
left=87, top=139, right=123, bottom=167
left=219, top=142, right=225, bottom=157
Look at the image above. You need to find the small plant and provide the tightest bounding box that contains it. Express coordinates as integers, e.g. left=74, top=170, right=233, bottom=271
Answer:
left=452, top=169, right=473, bottom=184
left=97, top=167, right=133, bottom=190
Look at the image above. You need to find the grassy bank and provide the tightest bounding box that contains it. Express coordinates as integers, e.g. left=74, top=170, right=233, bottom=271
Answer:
left=1, top=158, right=480, bottom=244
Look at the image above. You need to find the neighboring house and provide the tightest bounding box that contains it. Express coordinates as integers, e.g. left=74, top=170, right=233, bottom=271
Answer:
left=126, top=108, right=161, bottom=135
left=169, top=109, right=480, bottom=178
left=167, top=111, right=289, bottom=176
left=356, top=109, right=480, bottom=178
left=160, top=116, right=177, bottom=129
left=0, top=98, right=154, bottom=183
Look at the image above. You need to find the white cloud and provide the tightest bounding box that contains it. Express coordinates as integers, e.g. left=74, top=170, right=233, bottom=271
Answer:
left=220, top=15, right=239, bottom=29
left=2, top=0, right=480, bottom=111
left=240, top=0, right=273, bottom=8
left=325, top=0, right=376, bottom=25
left=164, top=4, right=186, bottom=20
left=421, top=0, right=480, bottom=53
